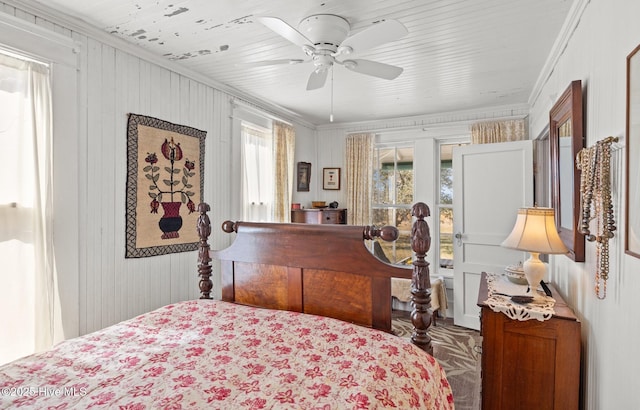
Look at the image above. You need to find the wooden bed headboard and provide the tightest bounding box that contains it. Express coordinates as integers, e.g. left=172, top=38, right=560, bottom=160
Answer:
left=196, top=202, right=435, bottom=354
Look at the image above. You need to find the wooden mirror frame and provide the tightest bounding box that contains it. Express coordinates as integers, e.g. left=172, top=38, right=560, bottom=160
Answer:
left=626, top=44, right=640, bottom=258
left=549, top=80, right=585, bottom=262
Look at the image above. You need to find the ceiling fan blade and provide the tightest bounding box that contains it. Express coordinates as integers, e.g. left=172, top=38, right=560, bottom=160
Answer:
left=343, top=59, right=403, bottom=80
left=257, top=16, right=315, bottom=49
left=306, top=69, right=328, bottom=90
left=340, top=19, right=408, bottom=54
left=242, top=59, right=306, bottom=67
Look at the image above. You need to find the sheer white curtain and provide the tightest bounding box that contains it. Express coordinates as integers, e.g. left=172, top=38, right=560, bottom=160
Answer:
left=272, top=121, right=295, bottom=222
left=345, top=133, right=374, bottom=225
left=0, top=52, right=54, bottom=365
left=241, top=123, right=273, bottom=222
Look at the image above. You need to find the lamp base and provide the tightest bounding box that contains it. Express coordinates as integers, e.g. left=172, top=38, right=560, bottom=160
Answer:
left=523, top=252, right=546, bottom=302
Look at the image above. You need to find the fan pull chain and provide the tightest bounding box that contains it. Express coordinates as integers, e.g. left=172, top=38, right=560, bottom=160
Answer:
left=330, top=66, right=334, bottom=122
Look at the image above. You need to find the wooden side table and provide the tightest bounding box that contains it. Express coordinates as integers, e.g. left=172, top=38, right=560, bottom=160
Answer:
left=477, top=272, right=581, bottom=410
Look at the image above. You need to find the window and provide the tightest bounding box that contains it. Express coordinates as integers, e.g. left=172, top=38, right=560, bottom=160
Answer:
left=371, top=145, right=414, bottom=264
left=437, top=142, right=468, bottom=270
left=438, top=144, right=454, bottom=270
left=0, top=51, right=52, bottom=365
left=240, top=121, right=273, bottom=222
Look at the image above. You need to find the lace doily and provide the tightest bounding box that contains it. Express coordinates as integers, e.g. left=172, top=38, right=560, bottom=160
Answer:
left=484, top=272, right=555, bottom=321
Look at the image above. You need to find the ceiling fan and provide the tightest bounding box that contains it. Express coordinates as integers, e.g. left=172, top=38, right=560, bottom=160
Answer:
left=252, top=14, right=408, bottom=91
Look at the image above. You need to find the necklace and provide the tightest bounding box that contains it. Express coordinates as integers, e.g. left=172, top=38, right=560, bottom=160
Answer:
left=576, top=136, right=617, bottom=299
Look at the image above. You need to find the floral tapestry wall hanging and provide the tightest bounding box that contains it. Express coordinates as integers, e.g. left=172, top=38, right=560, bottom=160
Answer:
left=125, top=113, right=206, bottom=258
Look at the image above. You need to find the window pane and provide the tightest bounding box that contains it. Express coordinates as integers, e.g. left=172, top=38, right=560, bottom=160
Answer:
left=373, top=168, right=393, bottom=204
left=372, top=207, right=392, bottom=226
left=440, top=145, right=453, bottom=205
left=373, top=147, right=394, bottom=204
left=439, top=207, right=453, bottom=269
left=372, top=144, right=414, bottom=264
left=371, top=207, right=412, bottom=264
left=241, top=122, right=273, bottom=222
left=396, top=169, right=414, bottom=204
left=394, top=208, right=412, bottom=264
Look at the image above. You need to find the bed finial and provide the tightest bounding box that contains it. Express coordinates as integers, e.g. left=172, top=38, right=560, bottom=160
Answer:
left=221, top=220, right=238, bottom=233
left=363, top=225, right=399, bottom=241
left=410, top=202, right=433, bottom=355
left=197, top=203, right=213, bottom=299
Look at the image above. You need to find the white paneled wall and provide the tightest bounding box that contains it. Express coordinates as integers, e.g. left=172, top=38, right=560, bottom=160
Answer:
left=0, top=2, right=301, bottom=336
left=527, top=1, right=640, bottom=408
left=75, top=36, right=237, bottom=334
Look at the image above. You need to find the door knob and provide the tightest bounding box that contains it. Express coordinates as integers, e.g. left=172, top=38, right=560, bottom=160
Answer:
left=455, top=232, right=462, bottom=246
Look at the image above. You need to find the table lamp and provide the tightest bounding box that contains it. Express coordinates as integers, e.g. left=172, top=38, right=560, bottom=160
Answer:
left=501, top=207, right=568, bottom=301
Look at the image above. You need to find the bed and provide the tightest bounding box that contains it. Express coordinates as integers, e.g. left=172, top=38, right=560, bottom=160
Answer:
left=0, top=202, right=452, bottom=409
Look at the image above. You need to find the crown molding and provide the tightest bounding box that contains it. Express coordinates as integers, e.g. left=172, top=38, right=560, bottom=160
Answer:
left=316, top=103, right=530, bottom=133
left=528, top=0, right=591, bottom=107
left=0, top=11, right=79, bottom=66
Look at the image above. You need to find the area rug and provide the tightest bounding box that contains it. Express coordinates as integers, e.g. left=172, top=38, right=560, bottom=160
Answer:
left=393, top=316, right=482, bottom=410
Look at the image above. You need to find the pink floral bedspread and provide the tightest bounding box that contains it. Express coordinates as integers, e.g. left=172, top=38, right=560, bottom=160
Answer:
left=0, top=300, right=453, bottom=409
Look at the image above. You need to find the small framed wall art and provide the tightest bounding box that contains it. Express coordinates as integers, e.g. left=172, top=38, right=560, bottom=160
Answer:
left=297, top=162, right=311, bottom=192
left=323, top=167, right=341, bottom=190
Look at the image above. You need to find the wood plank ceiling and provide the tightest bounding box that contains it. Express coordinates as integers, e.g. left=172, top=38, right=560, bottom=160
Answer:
left=31, top=0, right=574, bottom=125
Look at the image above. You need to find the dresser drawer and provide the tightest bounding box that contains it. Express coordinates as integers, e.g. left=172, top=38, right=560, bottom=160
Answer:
left=321, top=210, right=341, bottom=224
left=291, top=209, right=347, bottom=224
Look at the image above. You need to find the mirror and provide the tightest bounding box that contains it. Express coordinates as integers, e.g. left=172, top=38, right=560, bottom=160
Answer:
left=550, top=80, right=585, bottom=262
left=626, top=44, right=640, bottom=258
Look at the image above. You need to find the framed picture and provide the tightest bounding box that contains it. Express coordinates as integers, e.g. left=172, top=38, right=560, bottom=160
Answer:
left=323, top=167, right=341, bottom=190
left=626, top=44, right=640, bottom=258
left=297, top=162, right=311, bottom=192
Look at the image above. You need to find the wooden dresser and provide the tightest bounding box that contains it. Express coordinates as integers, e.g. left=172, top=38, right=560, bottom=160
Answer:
left=291, top=208, right=347, bottom=224
left=477, top=272, right=581, bottom=410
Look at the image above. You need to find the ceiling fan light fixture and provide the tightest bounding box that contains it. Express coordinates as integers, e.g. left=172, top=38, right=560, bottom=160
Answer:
left=298, top=14, right=350, bottom=48
left=343, top=60, right=357, bottom=70
left=255, top=13, right=407, bottom=91
left=335, top=45, right=353, bottom=56
left=313, top=54, right=334, bottom=68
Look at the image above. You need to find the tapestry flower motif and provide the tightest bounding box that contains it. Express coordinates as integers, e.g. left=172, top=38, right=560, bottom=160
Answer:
left=144, top=137, right=197, bottom=215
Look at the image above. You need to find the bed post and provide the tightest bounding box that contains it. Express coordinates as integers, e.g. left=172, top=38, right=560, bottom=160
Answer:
left=197, top=203, right=213, bottom=299
left=410, top=202, right=433, bottom=355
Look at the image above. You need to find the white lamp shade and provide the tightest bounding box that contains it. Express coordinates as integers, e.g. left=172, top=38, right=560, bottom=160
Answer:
left=501, top=207, right=569, bottom=254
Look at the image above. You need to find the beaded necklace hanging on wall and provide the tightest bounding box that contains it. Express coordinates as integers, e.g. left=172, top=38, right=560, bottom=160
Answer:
left=576, top=136, right=618, bottom=299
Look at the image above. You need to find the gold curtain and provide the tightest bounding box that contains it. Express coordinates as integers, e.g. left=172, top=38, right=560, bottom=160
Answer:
left=345, top=133, right=373, bottom=225
left=471, top=119, right=527, bottom=144
left=273, top=121, right=295, bottom=222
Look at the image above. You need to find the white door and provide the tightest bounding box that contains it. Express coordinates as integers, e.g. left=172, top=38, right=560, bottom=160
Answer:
left=452, top=140, right=533, bottom=329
